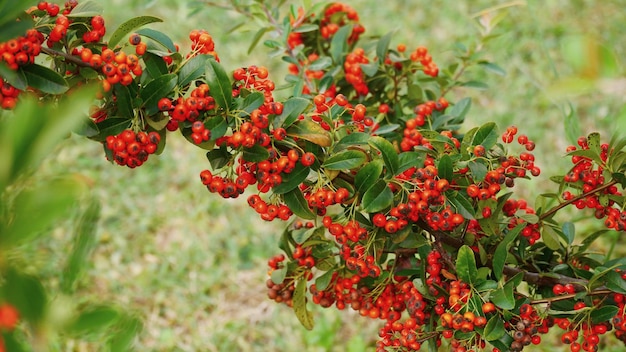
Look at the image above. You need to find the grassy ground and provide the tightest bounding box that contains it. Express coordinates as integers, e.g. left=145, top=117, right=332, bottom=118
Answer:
left=36, top=0, right=626, bottom=351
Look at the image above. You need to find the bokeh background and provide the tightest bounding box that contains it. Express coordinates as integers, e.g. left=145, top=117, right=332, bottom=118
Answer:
left=34, top=0, right=625, bottom=350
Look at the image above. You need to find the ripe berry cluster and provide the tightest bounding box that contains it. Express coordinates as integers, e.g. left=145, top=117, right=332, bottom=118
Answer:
left=104, top=129, right=161, bottom=168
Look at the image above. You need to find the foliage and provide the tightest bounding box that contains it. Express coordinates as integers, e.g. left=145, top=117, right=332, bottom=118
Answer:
left=1, top=0, right=625, bottom=351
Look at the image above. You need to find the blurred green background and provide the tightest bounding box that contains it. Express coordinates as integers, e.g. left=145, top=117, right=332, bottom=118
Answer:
left=35, top=0, right=625, bottom=350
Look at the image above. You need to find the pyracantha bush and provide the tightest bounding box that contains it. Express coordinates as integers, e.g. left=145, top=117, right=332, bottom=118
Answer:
left=1, top=1, right=625, bottom=351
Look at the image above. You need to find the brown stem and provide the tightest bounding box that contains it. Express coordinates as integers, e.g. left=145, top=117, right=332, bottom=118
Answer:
left=539, top=180, right=618, bottom=221
left=529, top=289, right=613, bottom=305
left=41, top=46, right=93, bottom=68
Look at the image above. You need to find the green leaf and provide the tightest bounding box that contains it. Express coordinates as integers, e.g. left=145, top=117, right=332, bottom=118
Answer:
left=468, top=160, right=488, bottom=182
left=456, top=245, right=477, bottom=284
left=362, top=179, right=393, bottom=213
left=491, top=283, right=515, bottom=310
left=283, top=188, right=315, bottom=220
left=542, top=225, right=563, bottom=251
left=449, top=97, right=472, bottom=120
left=135, top=28, right=176, bottom=52
left=355, top=159, right=383, bottom=195
left=242, top=144, right=270, bottom=162
left=67, top=305, right=121, bottom=336
left=61, top=199, right=101, bottom=294
left=92, top=118, right=132, bottom=141
left=272, top=163, right=310, bottom=194
left=0, top=62, right=27, bottom=90
left=271, top=265, right=288, bottom=285
left=248, top=26, right=272, bottom=54
left=106, top=315, right=143, bottom=352
left=240, top=92, right=265, bottom=115
left=437, top=154, right=453, bottom=181
left=604, top=270, right=626, bottom=294
left=484, top=316, right=506, bottom=341
left=1, top=268, right=47, bottom=324
left=206, top=147, right=230, bottom=170
left=0, top=18, right=33, bottom=43
left=376, top=31, right=393, bottom=62
left=65, top=0, right=102, bottom=17
left=493, top=224, right=524, bottom=281
left=322, top=150, right=366, bottom=170
left=178, top=54, right=211, bottom=87
left=273, top=97, right=310, bottom=129
left=446, top=191, right=475, bottom=219
left=473, top=122, right=498, bottom=150
left=140, top=73, right=177, bottom=115
left=562, top=222, right=575, bottom=245
left=590, top=305, right=619, bottom=324
left=113, top=84, right=134, bottom=119
left=587, top=132, right=601, bottom=156
left=293, top=277, right=314, bottom=330
left=479, top=61, right=506, bottom=76
left=315, top=270, right=334, bottom=291
left=205, top=58, right=232, bottom=112
left=330, top=24, right=352, bottom=63
left=461, top=80, right=489, bottom=89
left=564, top=103, right=582, bottom=145
left=286, top=119, right=332, bottom=147
left=142, top=52, right=168, bottom=78
left=334, top=132, right=370, bottom=151
left=108, top=16, right=163, bottom=49
left=308, top=56, right=332, bottom=70
left=21, top=64, right=69, bottom=94
left=397, top=152, right=425, bottom=174
left=145, top=113, right=169, bottom=131
left=369, top=136, right=399, bottom=176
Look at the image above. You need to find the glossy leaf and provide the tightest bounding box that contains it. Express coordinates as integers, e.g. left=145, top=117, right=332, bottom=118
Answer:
left=283, top=188, right=316, bottom=220
left=273, top=97, right=310, bottom=129
left=136, top=28, right=176, bottom=53
left=591, top=305, right=619, bottom=324
left=205, top=58, right=232, bottom=112
left=604, top=270, right=626, bottom=294
left=369, top=136, right=399, bottom=176
left=484, top=316, right=506, bottom=341
left=21, top=64, right=69, bottom=94
left=272, top=163, right=310, bottom=194
left=66, top=0, right=102, bottom=17
left=493, top=224, right=524, bottom=281
left=542, top=225, right=562, bottom=251
left=376, top=31, right=393, bottom=62
left=178, top=54, right=210, bottom=87
left=287, top=120, right=332, bottom=147
left=113, top=84, right=134, bottom=119
left=240, top=92, right=265, bottom=115
left=293, top=277, right=314, bottom=330
left=108, top=16, right=163, bottom=49
left=472, top=122, right=498, bottom=150
left=362, top=179, right=393, bottom=213
left=322, top=150, right=367, bottom=170
left=334, top=132, right=370, bottom=151
left=491, top=282, right=515, bottom=310
left=355, top=159, right=383, bottom=195
left=0, top=62, right=27, bottom=90
left=206, top=148, right=230, bottom=170
left=242, top=144, right=270, bottom=162
left=330, top=24, right=352, bottom=63
left=437, top=154, right=453, bottom=181
left=140, top=73, right=177, bottom=115
left=456, top=245, right=477, bottom=284
left=92, top=118, right=132, bottom=141
left=397, top=152, right=425, bottom=174
left=446, top=191, right=475, bottom=219
left=315, top=270, right=334, bottom=291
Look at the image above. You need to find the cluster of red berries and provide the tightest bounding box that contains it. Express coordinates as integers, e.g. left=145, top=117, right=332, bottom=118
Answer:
left=200, top=169, right=247, bottom=199
left=266, top=278, right=294, bottom=307
left=95, top=49, right=143, bottom=91
left=555, top=314, right=610, bottom=352
left=612, top=293, right=626, bottom=345
left=320, top=2, right=364, bottom=42
left=344, top=47, right=369, bottom=95
left=563, top=137, right=625, bottom=231
left=408, top=46, right=439, bottom=77
left=246, top=194, right=293, bottom=220
left=305, top=187, right=350, bottom=216
left=400, top=99, right=449, bottom=151
left=0, top=29, right=44, bottom=70
left=232, top=65, right=276, bottom=103
left=104, top=129, right=161, bottom=168
left=0, top=81, right=20, bottom=110
left=161, top=84, right=216, bottom=130
left=503, top=304, right=546, bottom=351
left=188, top=29, right=219, bottom=61
left=323, top=217, right=368, bottom=244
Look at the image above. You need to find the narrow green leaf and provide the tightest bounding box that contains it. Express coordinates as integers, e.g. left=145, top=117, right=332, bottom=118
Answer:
left=590, top=305, right=619, bottom=324
left=106, top=315, right=143, bottom=352
left=293, top=277, right=314, bottom=330
left=286, top=120, right=332, bottom=147
left=542, top=225, right=562, bottom=250
left=446, top=191, right=475, bottom=219
left=564, top=103, right=582, bottom=146
left=67, top=305, right=121, bottom=336
left=92, top=118, right=132, bottom=141
left=437, top=154, right=453, bottom=181
left=240, top=92, right=265, bottom=115
left=473, top=122, right=498, bottom=150
left=479, top=61, right=506, bottom=76
left=242, top=144, right=270, bottom=162
left=61, top=199, right=101, bottom=294
left=449, top=97, right=472, bottom=120
left=376, top=31, right=393, bottom=62
left=108, top=16, right=163, bottom=49
left=484, top=316, right=506, bottom=341
left=456, top=245, right=478, bottom=284
left=140, top=73, right=177, bottom=115
left=493, top=224, right=524, bottom=281
left=113, top=84, right=134, bottom=119
left=21, top=64, right=69, bottom=94
left=205, top=58, right=232, bottom=112
left=330, top=24, right=352, bottom=63
left=142, top=52, right=168, bottom=78
left=355, top=159, right=383, bottom=194
left=135, top=28, right=176, bottom=53
left=362, top=179, right=393, bottom=213
left=369, top=136, right=399, bottom=176
left=322, top=150, right=366, bottom=170
left=283, top=188, right=315, bottom=220
left=315, top=270, right=334, bottom=291
left=334, top=132, right=370, bottom=151
left=562, top=222, right=575, bottom=245
left=272, top=164, right=310, bottom=194
left=248, top=26, right=272, bottom=54
left=461, top=80, right=489, bottom=89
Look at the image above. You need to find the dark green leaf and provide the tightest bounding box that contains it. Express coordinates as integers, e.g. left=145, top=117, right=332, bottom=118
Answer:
left=108, top=16, right=163, bottom=49
left=206, top=148, right=230, bottom=170
left=473, top=122, right=498, bottom=150
left=315, top=270, right=334, bottom=291
left=0, top=18, right=33, bottom=43
left=66, top=0, right=102, bottom=17
left=113, top=84, right=134, bottom=118
left=178, top=54, right=210, bottom=87
left=468, top=160, right=488, bottom=182
left=145, top=113, right=169, bottom=131
left=293, top=277, right=314, bottom=330
left=491, top=283, right=515, bottom=309
left=330, top=24, right=352, bottom=63
left=143, top=52, right=168, bottom=78
left=334, top=132, right=370, bottom=151
left=272, top=163, right=310, bottom=194
left=604, top=270, right=626, bottom=294
left=1, top=268, right=47, bottom=324
left=397, top=152, right=425, bottom=174
left=369, top=136, right=399, bottom=176
left=140, top=73, right=177, bottom=115
left=437, top=154, right=453, bottom=181
left=205, top=58, right=232, bottom=112
left=136, top=28, right=176, bottom=52
left=205, top=115, right=228, bottom=141
left=362, top=179, right=393, bottom=213
left=590, top=305, right=619, bottom=324
left=67, top=305, right=120, bottom=336
left=92, top=118, right=132, bottom=141
left=283, top=188, right=315, bottom=220
left=493, top=224, right=524, bottom=281
left=240, top=92, right=265, bottom=115
left=484, top=316, right=506, bottom=341
left=456, top=245, right=477, bottom=284
left=322, top=150, right=366, bottom=170
left=21, top=64, right=69, bottom=94
left=242, top=144, right=270, bottom=162
left=562, top=222, right=575, bottom=245
left=355, top=159, right=383, bottom=195
left=273, top=97, right=310, bottom=129
left=446, top=191, right=475, bottom=219
left=0, top=62, right=27, bottom=90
